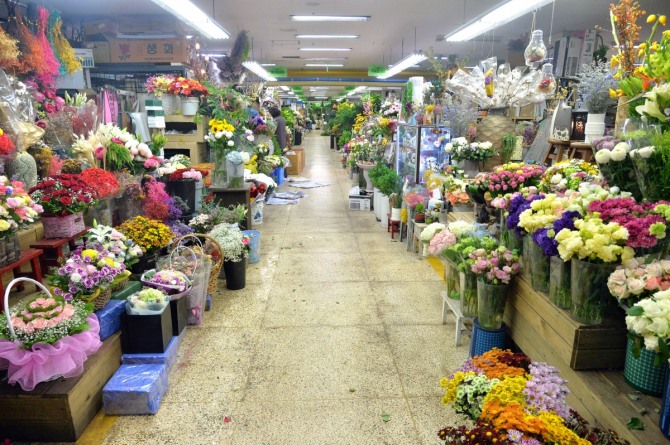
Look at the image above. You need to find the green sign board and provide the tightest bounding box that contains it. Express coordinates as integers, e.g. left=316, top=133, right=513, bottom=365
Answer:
left=344, top=86, right=355, bottom=92
left=368, top=64, right=386, bottom=77
left=291, top=86, right=303, bottom=92
left=268, top=66, right=288, bottom=78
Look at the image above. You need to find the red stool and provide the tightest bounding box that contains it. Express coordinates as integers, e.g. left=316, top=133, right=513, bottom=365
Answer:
left=387, top=214, right=401, bottom=239
left=0, top=249, right=44, bottom=310
left=30, top=227, right=89, bottom=274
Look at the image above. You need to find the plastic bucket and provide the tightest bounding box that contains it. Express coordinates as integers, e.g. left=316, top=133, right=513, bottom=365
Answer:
left=242, top=230, right=261, bottom=264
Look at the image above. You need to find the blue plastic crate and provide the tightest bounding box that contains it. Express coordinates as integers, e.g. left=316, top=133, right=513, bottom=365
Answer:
left=103, top=364, right=168, bottom=415
left=469, top=319, right=506, bottom=358
left=121, top=331, right=185, bottom=372
left=95, top=300, right=126, bottom=341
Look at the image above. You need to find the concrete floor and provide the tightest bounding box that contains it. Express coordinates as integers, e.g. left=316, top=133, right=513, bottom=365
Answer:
left=82, top=133, right=470, bottom=444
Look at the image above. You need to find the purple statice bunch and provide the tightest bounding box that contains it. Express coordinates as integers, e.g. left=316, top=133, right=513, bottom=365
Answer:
left=169, top=220, right=194, bottom=238
left=531, top=210, right=580, bottom=256
left=506, top=193, right=545, bottom=238
left=523, top=362, right=570, bottom=419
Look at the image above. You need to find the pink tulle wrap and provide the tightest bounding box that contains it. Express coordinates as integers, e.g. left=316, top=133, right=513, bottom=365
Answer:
left=0, top=314, right=102, bottom=391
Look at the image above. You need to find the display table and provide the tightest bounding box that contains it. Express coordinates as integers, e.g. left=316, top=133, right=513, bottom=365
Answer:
left=0, top=332, right=122, bottom=442
left=210, top=183, right=252, bottom=230
left=30, top=227, right=89, bottom=274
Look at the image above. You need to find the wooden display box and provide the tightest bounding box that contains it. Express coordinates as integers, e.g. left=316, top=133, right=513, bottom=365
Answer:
left=0, top=333, right=122, bottom=442
left=164, top=115, right=208, bottom=144
left=164, top=142, right=207, bottom=165
left=505, top=277, right=627, bottom=370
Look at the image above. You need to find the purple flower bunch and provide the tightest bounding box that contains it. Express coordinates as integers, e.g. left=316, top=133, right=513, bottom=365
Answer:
left=506, top=430, right=541, bottom=445
left=248, top=115, right=269, bottom=133
left=51, top=245, right=126, bottom=300
left=449, top=358, right=484, bottom=378
left=531, top=210, right=580, bottom=256
left=469, top=246, right=521, bottom=285
left=506, top=193, right=545, bottom=238
left=522, top=362, right=570, bottom=419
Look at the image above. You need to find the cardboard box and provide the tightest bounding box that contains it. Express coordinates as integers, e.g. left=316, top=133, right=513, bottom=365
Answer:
left=293, top=148, right=305, bottom=171
left=285, top=149, right=304, bottom=176
left=349, top=194, right=372, bottom=211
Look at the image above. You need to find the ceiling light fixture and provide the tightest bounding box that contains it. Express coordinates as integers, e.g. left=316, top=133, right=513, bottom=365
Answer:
left=347, top=86, right=367, bottom=96
left=445, top=0, right=555, bottom=42
left=242, top=61, right=277, bottom=81
left=314, top=96, right=329, bottom=99
left=305, top=63, right=344, bottom=67
left=296, top=34, right=359, bottom=39
left=303, top=57, right=348, bottom=61
left=290, top=15, right=370, bottom=22
left=377, top=52, right=427, bottom=79
left=260, top=63, right=276, bottom=66
left=280, top=86, right=290, bottom=91
left=299, top=48, right=352, bottom=52
left=149, top=0, right=229, bottom=40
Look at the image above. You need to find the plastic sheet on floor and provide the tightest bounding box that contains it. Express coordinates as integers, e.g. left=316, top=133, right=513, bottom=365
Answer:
left=285, top=177, right=310, bottom=182
left=289, top=182, right=331, bottom=189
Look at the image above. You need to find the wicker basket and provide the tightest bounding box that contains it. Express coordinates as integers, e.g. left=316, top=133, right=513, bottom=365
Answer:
left=170, top=233, right=223, bottom=295
left=41, top=212, right=86, bottom=239
left=110, top=271, right=132, bottom=292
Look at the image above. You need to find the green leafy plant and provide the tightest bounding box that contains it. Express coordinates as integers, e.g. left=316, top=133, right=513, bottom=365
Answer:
left=150, top=131, right=167, bottom=155
left=501, top=133, right=518, bottom=164
left=369, top=163, right=402, bottom=197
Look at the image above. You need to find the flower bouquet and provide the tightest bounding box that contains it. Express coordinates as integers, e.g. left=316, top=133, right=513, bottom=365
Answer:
left=485, top=163, right=545, bottom=199
left=380, top=97, right=401, bottom=118
left=141, top=268, right=191, bottom=298
left=80, top=168, right=121, bottom=198
left=438, top=348, right=624, bottom=445
left=420, top=223, right=447, bottom=256
left=126, top=288, right=170, bottom=316
left=86, top=223, right=144, bottom=268
left=591, top=136, right=642, bottom=200
left=145, top=75, right=175, bottom=97
left=166, top=77, right=208, bottom=97
left=0, top=175, right=43, bottom=237
left=629, top=129, right=670, bottom=202
left=539, top=159, right=601, bottom=193
left=609, top=257, right=670, bottom=306
left=209, top=223, right=248, bottom=290
left=117, top=216, right=174, bottom=273
left=445, top=137, right=495, bottom=163
left=0, top=278, right=101, bottom=391
left=48, top=245, right=126, bottom=309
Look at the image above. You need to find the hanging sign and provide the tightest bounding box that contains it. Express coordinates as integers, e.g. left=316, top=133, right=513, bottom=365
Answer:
left=368, top=64, right=386, bottom=77
left=268, top=66, right=288, bottom=78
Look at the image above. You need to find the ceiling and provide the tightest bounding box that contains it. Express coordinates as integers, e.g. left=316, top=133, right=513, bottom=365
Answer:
left=44, top=0, right=661, bottom=99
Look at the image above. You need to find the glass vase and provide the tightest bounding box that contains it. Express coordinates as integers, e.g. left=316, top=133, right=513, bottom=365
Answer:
left=226, top=160, right=245, bottom=189
left=536, top=63, right=557, bottom=95
left=460, top=271, right=478, bottom=317
left=477, top=279, right=508, bottom=330
left=521, top=235, right=532, bottom=282
left=500, top=214, right=522, bottom=253
left=570, top=258, right=617, bottom=325
left=527, top=238, right=550, bottom=293
left=444, top=259, right=460, bottom=300
left=549, top=256, right=571, bottom=309
left=211, top=149, right=228, bottom=188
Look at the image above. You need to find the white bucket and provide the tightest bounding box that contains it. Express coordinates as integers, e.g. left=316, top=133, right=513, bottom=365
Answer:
left=181, top=97, right=200, bottom=116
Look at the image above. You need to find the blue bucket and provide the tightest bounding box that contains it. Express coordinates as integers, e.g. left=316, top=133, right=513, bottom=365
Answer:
left=242, top=230, right=261, bottom=263
left=469, top=318, right=506, bottom=357
left=271, top=167, right=285, bottom=185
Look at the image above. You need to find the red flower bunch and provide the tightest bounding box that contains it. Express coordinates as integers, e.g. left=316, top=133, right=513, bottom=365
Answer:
left=167, top=77, right=208, bottom=97
left=588, top=198, right=669, bottom=249
left=28, top=174, right=98, bottom=216
left=0, top=128, right=15, bottom=156
left=80, top=168, right=120, bottom=198
left=438, top=421, right=511, bottom=445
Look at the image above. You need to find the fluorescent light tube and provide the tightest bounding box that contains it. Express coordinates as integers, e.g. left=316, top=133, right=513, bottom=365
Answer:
left=377, top=52, right=427, bottom=79
left=314, top=96, right=329, bottom=99
left=347, top=86, right=367, bottom=96
left=296, top=34, right=359, bottom=39
left=304, top=57, right=348, bottom=61
left=299, top=48, right=352, bottom=52
left=150, top=0, right=229, bottom=40
left=280, top=86, right=290, bottom=91
left=290, top=15, right=370, bottom=22
left=242, top=61, right=277, bottom=81
left=305, top=63, right=344, bottom=67
left=260, top=63, right=276, bottom=67
left=445, top=0, right=555, bottom=42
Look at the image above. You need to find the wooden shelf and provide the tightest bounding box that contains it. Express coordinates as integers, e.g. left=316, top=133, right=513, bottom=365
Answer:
left=164, top=115, right=208, bottom=144
left=164, top=142, right=207, bottom=164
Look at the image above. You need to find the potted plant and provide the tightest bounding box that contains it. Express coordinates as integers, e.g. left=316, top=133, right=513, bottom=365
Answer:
left=575, top=62, right=616, bottom=142
left=370, top=163, right=402, bottom=221
left=28, top=174, right=98, bottom=238
left=415, top=203, right=426, bottom=223
left=209, top=223, right=250, bottom=290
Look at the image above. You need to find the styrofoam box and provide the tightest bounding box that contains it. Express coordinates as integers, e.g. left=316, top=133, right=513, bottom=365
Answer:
left=349, top=195, right=372, bottom=211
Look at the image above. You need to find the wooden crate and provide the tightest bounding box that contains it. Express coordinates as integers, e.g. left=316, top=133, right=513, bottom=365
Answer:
left=164, top=115, right=208, bottom=144
left=0, top=332, right=122, bottom=442
left=164, top=142, right=207, bottom=165
left=506, top=278, right=627, bottom=370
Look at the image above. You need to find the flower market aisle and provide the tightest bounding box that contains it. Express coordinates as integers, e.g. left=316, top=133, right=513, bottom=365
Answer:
left=97, top=133, right=470, bottom=445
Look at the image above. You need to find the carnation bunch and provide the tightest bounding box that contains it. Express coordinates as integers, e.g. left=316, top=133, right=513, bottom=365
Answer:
left=505, top=193, right=545, bottom=239
left=530, top=211, right=581, bottom=257
left=563, top=182, right=631, bottom=214
left=517, top=194, right=571, bottom=235
left=80, top=168, right=120, bottom=198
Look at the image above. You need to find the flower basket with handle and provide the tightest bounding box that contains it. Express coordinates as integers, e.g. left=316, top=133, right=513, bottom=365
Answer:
left=0, top=277, right=102, bottom=391
left=171, top=233, right=222, bottom=296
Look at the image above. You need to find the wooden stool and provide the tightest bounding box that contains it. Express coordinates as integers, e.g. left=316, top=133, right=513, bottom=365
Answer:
left=569, top=141, right=593, bottom=162
left=0, top=248, right=44, bottom=310
left=387, top=214, right=400, bottom=239
left=543, top=138, right=570, bottom=165
left=30, top=227, right=89, bottom=274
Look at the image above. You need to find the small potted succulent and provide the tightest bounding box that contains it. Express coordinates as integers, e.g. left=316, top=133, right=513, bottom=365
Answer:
left=415, top=203, right=426, bottom=223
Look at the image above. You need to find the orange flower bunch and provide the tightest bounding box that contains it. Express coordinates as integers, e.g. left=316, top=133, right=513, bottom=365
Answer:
left=610, top=0, right=646, bottom=78
left=167, top=77, right=208, bottom=97
left=471, top=348, right=530, bottom=380
left=481, top=401, right=545, bottom=435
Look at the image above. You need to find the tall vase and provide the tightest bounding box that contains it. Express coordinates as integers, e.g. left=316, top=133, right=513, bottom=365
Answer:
left=549, top=256, right=571, bottom=309
left=584, top=113, right=606, bottom=144
left=378, top=194, right=390, bottom=228
left=444, top=259, right=461, bottom=299
left=527, top=238, right=549, bottom=293
left=570, top=258, right=617, bottom=325
left=211, top=149, right=228, bottom=188
left=624, top=335, right=668, bottom=396
left=162, top=94, right=179, bottom=116
left=462, top=159, right=480, bottom=178
left=477, top=279, right=508, bottom=330
left=226, top=160, right=245, bottom=189
left=390, top=207, right=401, bottom=222
left=373, top=188, right=381, bottom=220
left=460, top=271, right=478, bottom=317
left=614, top=96, right=629, bottom=137
left=357, top=163, right=374, bottom=193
